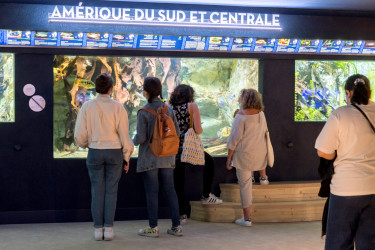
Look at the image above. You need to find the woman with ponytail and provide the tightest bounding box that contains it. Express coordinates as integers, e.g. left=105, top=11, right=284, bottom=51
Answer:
left=315, top=74, right=375, bottom=250
left=133, top=77, right=182, bottom=238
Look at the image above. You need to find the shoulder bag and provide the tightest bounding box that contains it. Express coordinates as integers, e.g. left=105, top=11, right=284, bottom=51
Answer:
left=181, top=103, right=205, bottom=166
left=263, top=113, right=274, bottom=167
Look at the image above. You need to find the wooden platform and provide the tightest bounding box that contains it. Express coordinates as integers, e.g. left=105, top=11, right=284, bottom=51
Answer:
left=190, top=181, right=326, bottom=223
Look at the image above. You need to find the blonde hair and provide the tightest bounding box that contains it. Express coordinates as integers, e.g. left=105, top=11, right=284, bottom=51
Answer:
left=239, top=89, right=264, bottom=111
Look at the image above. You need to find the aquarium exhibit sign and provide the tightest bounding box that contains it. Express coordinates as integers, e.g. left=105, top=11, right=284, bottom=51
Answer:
left=48, top=3, right=282, bottom=30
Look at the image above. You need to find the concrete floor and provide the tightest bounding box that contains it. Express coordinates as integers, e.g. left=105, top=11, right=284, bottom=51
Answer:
left=0, top=219, right=325, bottom=250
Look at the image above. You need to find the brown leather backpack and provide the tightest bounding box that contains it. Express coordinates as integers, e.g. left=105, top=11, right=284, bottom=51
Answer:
left=139, top=104, right=179, bottom=157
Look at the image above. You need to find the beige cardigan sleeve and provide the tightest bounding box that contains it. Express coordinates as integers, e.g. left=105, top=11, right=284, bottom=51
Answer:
left=74, top=103, right=89, bottom=148
left=117, top=106, right=134, bottom=162
left=227, top=115, right=244, bottom=150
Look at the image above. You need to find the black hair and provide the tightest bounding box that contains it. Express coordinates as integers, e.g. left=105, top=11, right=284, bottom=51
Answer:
left=143, top=77, right=163, bottom=103
left=169, top=84, right=195, bottom=105
left=344, top=74, right=371, bottom=105
left=95, top=73, right=113, bottom=94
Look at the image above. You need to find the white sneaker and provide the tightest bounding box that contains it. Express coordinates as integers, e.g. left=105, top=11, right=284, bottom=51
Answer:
left=138, top=227, right=159, bottom=238
left=104, top=227, right=114, bottom=241
left=180, top=215, right=187, bottom=226
left=94, top=227, right=103, bottom=241
left=235, top=217, right=252, bottom=227
left=260, top=176, right=269, bottom=185
left=201, top=193, right=223, bottom=204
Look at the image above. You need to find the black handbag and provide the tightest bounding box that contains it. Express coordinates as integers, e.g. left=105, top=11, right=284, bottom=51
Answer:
left=318, top=156, right=335, bottom=198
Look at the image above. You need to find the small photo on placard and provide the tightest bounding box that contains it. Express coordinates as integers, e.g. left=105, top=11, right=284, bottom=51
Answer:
left=7, top=30, right=32, bottom=46
left=34, top=31, right=58, bottom=46
left=60, top=32, right=84, bottom=47
left=183, top=36, right=206, bottom=50
left=231, top=38, right=254, bottom=52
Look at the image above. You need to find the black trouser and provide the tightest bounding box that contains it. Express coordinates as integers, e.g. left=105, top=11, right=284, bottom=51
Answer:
left=174, top=151, right=215, bottom=215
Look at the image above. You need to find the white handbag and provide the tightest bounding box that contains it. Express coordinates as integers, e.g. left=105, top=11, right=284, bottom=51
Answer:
left=265, top=130, right=274, bottom=167
left=180, top=104, right=205, bottom=166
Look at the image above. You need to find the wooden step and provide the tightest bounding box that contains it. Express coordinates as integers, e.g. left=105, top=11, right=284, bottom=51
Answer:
left=220, top=181, right=324, bottom=203
left=190, top=199, right=326, bottom=223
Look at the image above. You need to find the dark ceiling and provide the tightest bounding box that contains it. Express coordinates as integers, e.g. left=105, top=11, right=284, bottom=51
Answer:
left=4, top=0, right=375, bottom=12
left=110, top=0, right=375, bottom=12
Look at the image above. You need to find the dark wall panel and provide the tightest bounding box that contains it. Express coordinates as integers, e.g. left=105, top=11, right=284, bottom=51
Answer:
left=262, top=59, right=324, bottom=181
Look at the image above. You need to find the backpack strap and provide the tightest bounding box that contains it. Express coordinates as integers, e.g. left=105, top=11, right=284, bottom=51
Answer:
left=138, top=106, right=158, bottom=116
left=352, top=103, right=375, bottom=133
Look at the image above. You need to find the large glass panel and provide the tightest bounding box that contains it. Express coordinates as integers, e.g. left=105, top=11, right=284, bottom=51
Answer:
left=0, top=53, right=14, bottom=122
left=295, top=60, right=375, bottom=122
left=53, top=56, right=259, bottom=158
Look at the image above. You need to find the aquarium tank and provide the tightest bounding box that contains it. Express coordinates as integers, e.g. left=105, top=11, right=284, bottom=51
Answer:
left=0, top=53, right=14, bottom=122
left=53, top=56, right=259, bottom=158
left=295, top=60, right=375, bottom=122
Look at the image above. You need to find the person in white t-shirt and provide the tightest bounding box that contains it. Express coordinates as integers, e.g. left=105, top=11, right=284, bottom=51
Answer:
left=315, top=74, right=375, bottom=250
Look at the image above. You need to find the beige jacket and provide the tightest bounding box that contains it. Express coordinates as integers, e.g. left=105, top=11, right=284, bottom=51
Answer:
left=74, top=94, right=134, bottom=161
left=227, top=112, right=268, bottom=171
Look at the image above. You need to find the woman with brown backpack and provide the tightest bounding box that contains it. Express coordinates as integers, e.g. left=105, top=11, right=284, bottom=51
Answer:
left=133, top=77, right=182, bottom=238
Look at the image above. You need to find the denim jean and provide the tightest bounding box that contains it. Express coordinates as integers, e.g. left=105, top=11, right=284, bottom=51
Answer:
left=86, top=148, right=123, bottom=228
left=141, top=168, right=180, bottom=228
left=325, top=193, right=375, bottom=250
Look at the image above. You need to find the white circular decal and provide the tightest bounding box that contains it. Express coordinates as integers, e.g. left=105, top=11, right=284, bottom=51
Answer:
left=23, top=84, right=36, bottom=96
left=29, top=95, right=46, bottom=112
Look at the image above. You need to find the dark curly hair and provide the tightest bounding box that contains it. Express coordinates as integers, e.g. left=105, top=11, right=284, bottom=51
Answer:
left=169, top=84, right=195, bottom=105
left=95, top=73, right=113, bottom=94
left=345, top=74, right=371, bottom=105
left=143, top=77, right=163, bottom=103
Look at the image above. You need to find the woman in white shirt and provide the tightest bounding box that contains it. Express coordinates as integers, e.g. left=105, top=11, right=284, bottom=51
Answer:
left=75, top=74, right=134, bottom=241
left=315, top=74, right=375, bottom=250
left=226, top=89, right=270, bottom=227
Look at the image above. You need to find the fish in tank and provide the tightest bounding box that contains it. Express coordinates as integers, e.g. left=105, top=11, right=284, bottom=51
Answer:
left=295, top=60, right=375, bottom=122
left=0, top=53, right=14, bottom=122
left=53, top=55, right=258, bottom=158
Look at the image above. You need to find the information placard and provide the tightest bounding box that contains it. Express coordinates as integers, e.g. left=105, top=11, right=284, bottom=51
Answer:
left=34, top=31, right=59, bottom=46
left=276, top=39, right=299, bottom=53
left=361, top=41, right=375, bottom=54
left=253, top=38, right=277, bottom=52
left=60, top=32, right=85, bottom=47
left=298, top=39, right=322, bottom=53
left=86, top=33, right=110, bottom=48
left=111, top=34, right=137, bottom=48
left=136, top=35, right=160, bottom=49
left=320, top=40, right=342, bottom=53
left=182, top=36, right=207, bottom=50
left=341, top=41, right=363, bottom=54
left=207, top=37, right=232, bottom=51
left=7, top=30, right=32, bottom=46
left=230, top=38, right=255, bottom=52
left=160, top=35, right=183, bottom=50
